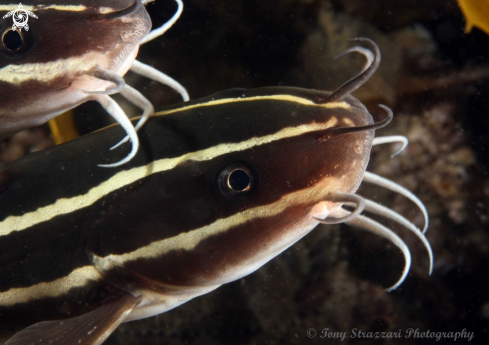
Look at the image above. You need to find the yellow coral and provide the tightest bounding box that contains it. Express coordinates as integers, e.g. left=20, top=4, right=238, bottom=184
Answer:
left=457, top=0, right=489, bottom=34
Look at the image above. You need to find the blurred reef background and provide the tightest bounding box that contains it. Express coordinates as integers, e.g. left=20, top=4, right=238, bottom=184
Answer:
left=2, top=0, right=489, bottom=344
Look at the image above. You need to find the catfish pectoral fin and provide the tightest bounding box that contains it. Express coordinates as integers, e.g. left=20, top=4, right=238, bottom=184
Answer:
left=5, top=293, right=141, bottom=345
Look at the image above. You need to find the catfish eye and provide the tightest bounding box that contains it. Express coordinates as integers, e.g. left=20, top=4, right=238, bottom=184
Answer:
left=3, top=29, right=22, bottom=51
left=217, top=162, right=258, bottom=199
left=1, top=27, right=33, bottom=56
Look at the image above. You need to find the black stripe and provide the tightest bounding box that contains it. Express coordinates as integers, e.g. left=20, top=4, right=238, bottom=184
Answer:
left=122, top=203, right=314, bottom=287
left=0, top=212, right=91, bottom=291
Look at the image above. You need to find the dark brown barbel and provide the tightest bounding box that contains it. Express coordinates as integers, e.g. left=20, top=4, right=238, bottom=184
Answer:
left=318, top=104, right=393, bottom=143
left=318, top=37, right=381, bottom=103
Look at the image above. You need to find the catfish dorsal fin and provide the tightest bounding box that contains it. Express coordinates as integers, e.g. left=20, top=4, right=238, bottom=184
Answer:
left=5, top=293, right=141, bottom=345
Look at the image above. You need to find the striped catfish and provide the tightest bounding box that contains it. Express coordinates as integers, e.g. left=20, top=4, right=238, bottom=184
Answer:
left=0, top=0, right=188, bottom=167
left=0, top=39, right=432, bottom=344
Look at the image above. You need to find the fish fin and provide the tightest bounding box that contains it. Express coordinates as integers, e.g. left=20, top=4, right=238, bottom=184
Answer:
left=5, top=293, right=141, bottom=345
left=457, top=0, right=489, bottom=35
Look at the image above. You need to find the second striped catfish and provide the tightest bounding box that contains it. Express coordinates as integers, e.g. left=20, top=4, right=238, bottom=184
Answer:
left=0, top=0, right=188, bottom=167
left=0, top=39, right=432, bottom=345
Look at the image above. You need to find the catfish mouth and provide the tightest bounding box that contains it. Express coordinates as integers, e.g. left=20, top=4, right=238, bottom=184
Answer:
left=84, top=1, right=151, bottom=73
left=309, top=199, right=345, bottom=221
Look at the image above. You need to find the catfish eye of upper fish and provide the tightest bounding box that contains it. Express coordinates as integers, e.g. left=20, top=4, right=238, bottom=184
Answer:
left=1, top=27, right=31, bottom=55
left=217, top=162, right=258, bottom=198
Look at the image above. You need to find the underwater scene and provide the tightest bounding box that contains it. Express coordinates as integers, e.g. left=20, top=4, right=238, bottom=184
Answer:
left=0, top=0, right=488, bottom=344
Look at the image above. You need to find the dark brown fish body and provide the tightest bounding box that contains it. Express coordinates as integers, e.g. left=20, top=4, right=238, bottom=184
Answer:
left=0, top=0, right=150, bottom=139
left=0, top=86, right=371, bottom=337
left=0, top=39, right=431, bottom=345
